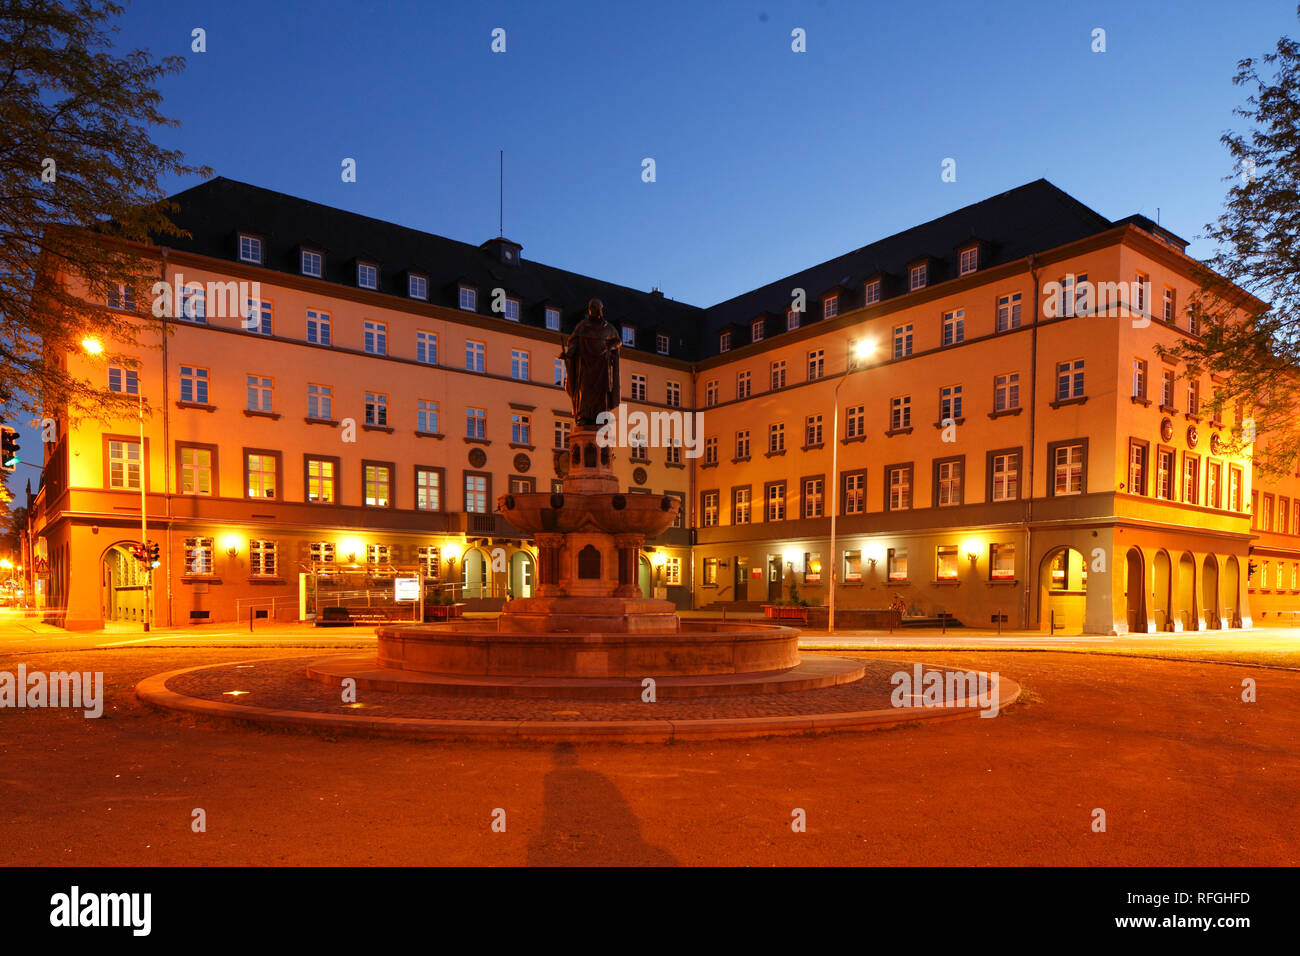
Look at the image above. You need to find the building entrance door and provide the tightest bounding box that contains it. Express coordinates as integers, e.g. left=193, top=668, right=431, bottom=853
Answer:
left=101, top=543, right=146, bottom=623
left=767, top=554, right=783, bottom=602
left=733, top=557, right=748, bottom=601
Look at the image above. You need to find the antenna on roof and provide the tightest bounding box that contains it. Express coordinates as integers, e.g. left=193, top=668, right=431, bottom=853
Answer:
left=499, top=149, right=504, bottom=238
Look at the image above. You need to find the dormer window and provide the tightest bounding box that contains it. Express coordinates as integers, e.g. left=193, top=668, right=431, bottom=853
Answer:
left=301, top=249, right=323, bottom=278
left=958, top=245, right=979, bottom=276
left=544, top=306, right=561, bottom=331
left=720, top=330, right=732, bottom=353
left=864, top=279, right=882, bottom=305
left=751, top=319, right=765, bottom=342
left=908, top=263, right=928, bottom=291
left=787, top=308, right=801, bottom=331
left=823, top=295, right=839, bottom=319
left=459, top=285, right=477, bottom=311
left=357, top=262, right=378, bottom=290
left=238, top=233, right=263, bottom=264
left=504, top=297, right=521, bottom=321
left=657, top=333, right=670, bottom=355
left=622, top=326, right=635, bottom=346
left=408, top=274, right=428, bottom=300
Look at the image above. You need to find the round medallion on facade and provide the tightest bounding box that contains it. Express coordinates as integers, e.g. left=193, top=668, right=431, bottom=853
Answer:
left=468, top=447, right=487, bottom=468
left=1187, top=424, right=1199, bottom=448
left=1160, top=417, right=1174, bottom=442
left=513, top=452, right=531, bottom=473
left=633, top=466, right=648, bottom=485
left=1210, top=432, right=1224, bottom=454
left=553, top=450, right=570, bottom=478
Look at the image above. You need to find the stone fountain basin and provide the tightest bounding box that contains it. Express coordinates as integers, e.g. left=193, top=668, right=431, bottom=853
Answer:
left=376, top=619, right=799, bottom=679
left=497, top=491, right=680, bottom=537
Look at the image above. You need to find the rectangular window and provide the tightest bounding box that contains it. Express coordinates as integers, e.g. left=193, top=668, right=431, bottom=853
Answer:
left=249, top=539, right=277, bottom=576
left=246, top=452, right=278, bottom=499
left=1128, top=441, right=1148, bottom=496
left=823, top=295, right=838, bottom=320
left=657, top=333, right=670, bottom=355
left=631, top=374, right=647, bottom=401
left=888, top=465, right=912, bottom=511
left=1156, top=448, right=1175, bottom=500
left=178, top=284, right=206, bottom=322
left=408, top=273, right=428, bottom=299
left=1163, top=287, right=1176, bottom=324
left=1135, top=274, right=1149, bottom=315
left=464, top=473, right=487, bottom=514
left=770, top=361, right=786, bottom=390
left=1059, top=273, right=1089, bottom=317
left=466, top=407, right=487, bottom=439
left=996, top=292, right=1022, bottom=332
left=802, top=412, right=825, bottom=448
left=991, top=543, right=1016, bottom=580
left=888, top=547, right=908, bottom=581
left=733, top=487, right=752, bottom=524
left=504, top=297, right=521, bottom=321
left=959, top=247, right=979, bottom=275
left=1056, top=359, right=1085, bottom=400
left=908, top=263, right=927, bottom=291
left=993, top=373, right=1020, bottom=412
left=936, top=459, right=963, bottom=507
left=1187, top=379, right=1200, bottom=416
left=807, top=349, right=825, bottom=381
left=459, top=286, right=477, bottom=311
left=663, top=556, right=682, bottom=586
left=416, top=331, right=438, bottom=364
left=466, top=341, right=485, bottom=373
left=554, top=419, right=572, bottom=450
left=736, top=370, right=751, bottom=399
left=246, top=374, right=272, bottom=412
left=301, top=249, right=322, bottom=277
left=417, top=399, right=439, bottom=434
left=1183, top=455, right=1200, bottom=505
left=554, top=359, right=566, bottom=387
left=991, top=452, right=1019, bottom=501
left=364, top=391, right=388, bottom=427
left=510, top=349, right=530, bottom=380
left=665, top=443, right=682, bottom=466
left=179, top=447, right=212, bottom=496
left=1229, top=466, right=1243, bottom=511
left=939, top=384, right=963, bottom=421
left=622, top=326, right=636, bottom=346
left=704, top=436, right=717, bottom=465
left=666, top=381, right=681, bottom=407
left=1262, top=492, right=1274, bottom=531
left=768, top=423, right=785, bottom=453
left=751, top=319, right=765, bottom=342
left=702, top=491, right=719, bottom=528
left=1280, top=498, right=1289, bottom=535
left=306, top=457, right=336, bottom=503
left=942, top=309, right=965, bottom=346
left=307, top=383, right=332, bottom=420
left=184, top=537, right=214, bottom=575
left=720, top=330, right=732, bottom=352
left=1160, top=368, right=1175, bottom=408
left=893, top=323, right=913, bottom=359
left=1132, top=359, right=1148, bottom=400
left=108, top=366, right=138, bottom=395
left=803, top=477, right=824, bottom=518
left=843, top=472, right=865, bottom=514
left=106, top=283, right=135, bottom=311
left=366, top=544, right=391, bottom=566
left=1054, top=444, right=1084, bottom=496
left=417, top=546, right=440, bottom=578
left=545, top=307, right=561, bottom=331
left=803, top=552, right=822, bottom=584
left=703, top=557, right=719, bottom=586
left=363, top=463, right=391, bottom=507
left=864, top=279, right=881, bottom=305
left=1207, top=460, right=1222, bottom=509
left=108, top=440, right=141, bottom=490
left=511, top=413, right=531, bottom=445
left=363, top=320, right=387, bottom=355
left=244, top=299, right=272, bottom=336
left=735, top=430, right=750, bottom=459
left=306, top=309, right=331, bottom=346
left=238, top=234, right=262, bottom=264
left=890, top=396, right=912, bottom=431
left=706, top=380, right=719, bottom=407
left=843, top=550, right=863, bottom=583
left=786, top=309, right=800, bottom=331
left=765, top=482, right=786, bottom=521
left=179, top=365, right=209, bottom=405
left=846, top=404, right=865, bottom=439
left=937, top=545, right=959, bottom=580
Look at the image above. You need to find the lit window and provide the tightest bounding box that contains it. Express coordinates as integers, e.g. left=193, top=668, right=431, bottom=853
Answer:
left=179, top=447, right=212, bottom=496
left=888, top=547, right=908, bottom=581
left=249, top=540, right=277, bottom=576
left=991, top=544, right=1015, bottom=579
left=937, top=545, right=959, bottom=579
left=184, top=536, right=214, bottom=574
left=364, top=464, right=391, bottom=507
left=306, top=458, right=335, bottom=503
left=246, top=453, right=277, bottom=499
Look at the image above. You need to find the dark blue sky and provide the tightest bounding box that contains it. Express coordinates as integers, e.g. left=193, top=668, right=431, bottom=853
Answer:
left=5, top=0, right=1296, bottom=503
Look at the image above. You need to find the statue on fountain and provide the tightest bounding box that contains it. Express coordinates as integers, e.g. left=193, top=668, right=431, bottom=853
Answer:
left=562, top=298, right=621, bottom=427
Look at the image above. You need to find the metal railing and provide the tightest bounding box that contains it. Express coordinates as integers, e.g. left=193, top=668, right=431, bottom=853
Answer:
left=235, top=595, right=300, bottom=629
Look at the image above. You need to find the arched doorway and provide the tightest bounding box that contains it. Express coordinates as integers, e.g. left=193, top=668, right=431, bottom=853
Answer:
left=462, top=547, right=489, bottom=599
left=508, top=550, right=534, bottom=599
left=1040, top=547, right=1087, bottom=632
left=1225, top=556, right=1241, bottom=627
left=1175, top=551, right=1197, bottom=631
left=1201, top=555, right=1220, bottom=629
left=101, top=542, right=147, bottom=623
left=1124, top=548, right=1146, bottom=633
left=1153, top=550, right=1172, bottom=630
left=637, top=555, right=652, bottom=598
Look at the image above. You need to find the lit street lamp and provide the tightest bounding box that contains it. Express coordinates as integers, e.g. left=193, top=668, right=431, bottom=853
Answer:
left=828, top=337, right=875, bottom=631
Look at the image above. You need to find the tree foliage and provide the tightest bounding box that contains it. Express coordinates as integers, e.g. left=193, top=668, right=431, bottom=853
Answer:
left=1165, top=7, right=1300, bottom=475
left=0, top=0, right=207, bottom=423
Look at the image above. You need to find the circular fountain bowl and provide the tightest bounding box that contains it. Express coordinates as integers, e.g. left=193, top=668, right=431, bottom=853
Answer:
left=497, top=490, right=680, bottom=537
left=375, top=619, right=800, bottom=679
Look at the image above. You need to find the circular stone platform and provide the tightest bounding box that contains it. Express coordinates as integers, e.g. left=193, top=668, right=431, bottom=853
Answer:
left=135, top=654, right=1020, bottom=742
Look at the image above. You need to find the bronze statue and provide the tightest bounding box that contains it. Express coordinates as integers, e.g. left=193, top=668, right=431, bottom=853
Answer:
left=562, top=298, right=621, bottom=427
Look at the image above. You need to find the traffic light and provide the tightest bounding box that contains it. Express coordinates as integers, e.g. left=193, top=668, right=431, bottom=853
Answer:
left=0, top=426, right=19, bottom=471
left=146, top=541, right=160, bottom=569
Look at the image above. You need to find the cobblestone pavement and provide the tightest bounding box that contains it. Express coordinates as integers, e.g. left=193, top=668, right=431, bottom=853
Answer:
left=164, top=655, right=972, bottom=721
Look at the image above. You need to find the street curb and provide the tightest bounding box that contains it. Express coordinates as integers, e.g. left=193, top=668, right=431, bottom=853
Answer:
left=135, top=658, right=1021, bottom=743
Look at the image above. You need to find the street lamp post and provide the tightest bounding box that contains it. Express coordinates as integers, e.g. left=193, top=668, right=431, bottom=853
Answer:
left=828, top=338, right=874, bottom=632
